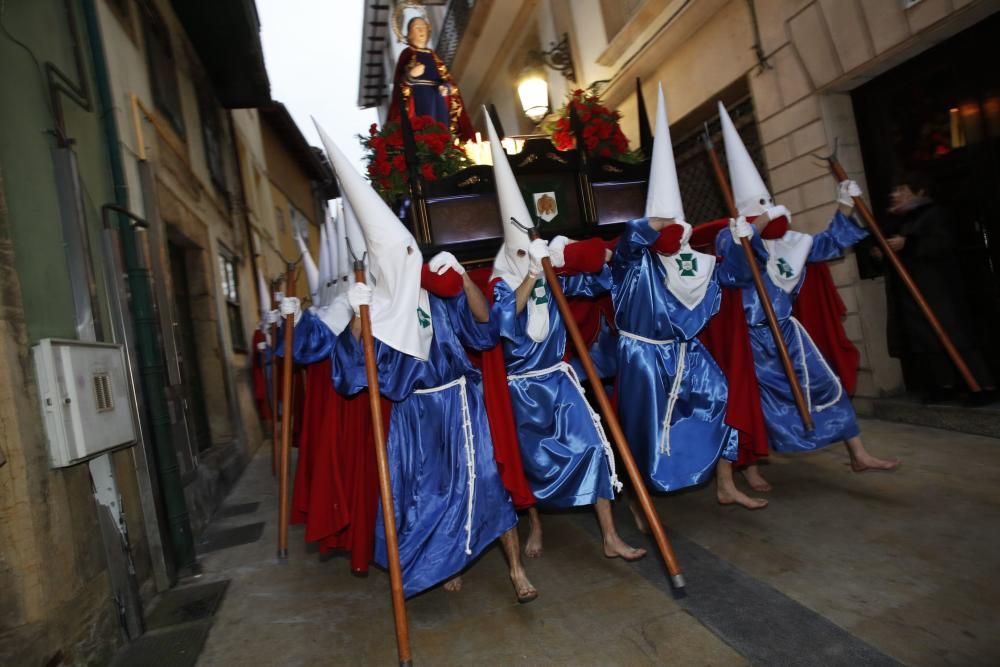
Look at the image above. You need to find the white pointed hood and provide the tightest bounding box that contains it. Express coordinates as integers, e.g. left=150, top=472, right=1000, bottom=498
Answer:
left=318, top=220, right=335, bottom=307
left=487, top=110, right=534, bottom=287
left=256, top=266, right=271, bottom=323
left=325, top=209, right=340, bottom=292
left=645, top=84, right=686, bottom=223
left=333, top=199, right=351, bottom=292
left=641, top=86, right=714, bottom=310
left=718, top=101, right=773, bottom=217
left=340, top=190, right=368, bottom=280
left=295, top=232, right=320, bottom=304
left=316, top=120, right=433, bottom=360
left=485, top=109, right=549, bottom=341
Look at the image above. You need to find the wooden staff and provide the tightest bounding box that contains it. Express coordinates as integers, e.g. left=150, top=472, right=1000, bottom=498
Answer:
left=527, top=228, right=685, bottom=589
left=353, top=260, right=412, bottom=665
left=702, top=133, right=815, bottom=431
left=825, top=156, right=981, bottom=393
left=277, top=263, right=295, bottom=559
left=270, top=282, right=280, bottom=476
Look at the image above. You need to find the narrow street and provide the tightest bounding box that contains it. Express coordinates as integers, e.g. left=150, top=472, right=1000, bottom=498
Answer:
left=165, top=418, right=1000, bottom=666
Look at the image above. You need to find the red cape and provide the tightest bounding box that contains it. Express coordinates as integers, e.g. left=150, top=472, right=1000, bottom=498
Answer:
left=289, top=352, right=391, bottom=574
left=250, top=329, right=272, bottom=421
left=793, top=262, right=859, bottom=396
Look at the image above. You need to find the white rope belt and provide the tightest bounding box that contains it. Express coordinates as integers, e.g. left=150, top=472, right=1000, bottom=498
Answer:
left=414, top=376, right=476, bottom=555
left=618, top=331, right=685, bottom=455
left=508, top=362, right=622, bottom=493
left=788, top=316, right=843, bottom=413
left=659, top=341, right=688, bottom=456
left=618, top=330, right=675, bottom=346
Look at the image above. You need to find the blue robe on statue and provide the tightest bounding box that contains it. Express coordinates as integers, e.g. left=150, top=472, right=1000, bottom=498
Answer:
left=611, top=219, right=744, bottom=492
left=493, top=270, right=620, bottom=508
left=716, top=210, right=868, bottom=453
left=332, top=291, right=517, bottom=597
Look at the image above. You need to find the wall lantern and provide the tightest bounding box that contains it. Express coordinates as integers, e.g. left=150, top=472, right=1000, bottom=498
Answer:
left=517, top=32, right=576, bottom=124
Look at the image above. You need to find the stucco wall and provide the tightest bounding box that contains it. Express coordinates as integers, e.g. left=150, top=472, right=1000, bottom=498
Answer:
left=0, top=2, right=151, bottom=663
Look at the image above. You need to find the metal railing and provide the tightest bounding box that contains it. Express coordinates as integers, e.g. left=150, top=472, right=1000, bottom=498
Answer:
left=436, top=0, right=476, bottom=68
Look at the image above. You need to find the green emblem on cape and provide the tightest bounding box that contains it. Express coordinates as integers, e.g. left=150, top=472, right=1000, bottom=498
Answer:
left=776, top=257, right=794, bottom=278
left=532, top=279, right=548, bottom=305
left=416, top=306, right=431, bottom=328
left=675, top=253, right=698, bottom=277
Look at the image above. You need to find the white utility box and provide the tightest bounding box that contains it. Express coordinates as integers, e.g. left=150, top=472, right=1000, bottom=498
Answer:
left=32, top=339, right=137, bottom=468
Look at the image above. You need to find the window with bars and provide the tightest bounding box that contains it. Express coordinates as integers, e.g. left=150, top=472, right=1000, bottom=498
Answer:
left=140, top=1, right=185, bottom=137
left=218, top=247, right=247, bottom=352
left=600, top=0, right=644, bottom=41
left=197, top=82, right=227, bottom=192
left=672, top=96, right=769, bottom=226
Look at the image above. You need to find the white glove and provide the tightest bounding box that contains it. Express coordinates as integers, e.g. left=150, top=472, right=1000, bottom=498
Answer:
left=348, top=282, right=373, bottom=315
left=837, top=179, right=862, bottom=208
left=548, top=235, right=571, bottom=268
left=279, top=296, right=301, bottom=325
left=257, top=340, right=268, bottom=352
left=428, top=250, right=465, bottom=275
left=729, top=216, right=753, bottom=241
left=266, top=309, right=280, bottom=326
left=528, top=238, right=550, bottom=277
left=764, top=204, right=791, bottom=223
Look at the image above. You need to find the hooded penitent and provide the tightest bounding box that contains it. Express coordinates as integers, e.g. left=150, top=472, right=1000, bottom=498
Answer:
left=718, top=101, right=810, bottom=294
left=485, top=109, right=549, bottom=341
left=332, top=199, right=351, bottom=292
left=257, top=265, right=271, bottom=327
left=647, top=84, right=715, bottom=309
left=317, top=221, right=332, bottom=304
left=316, top=120, right=434, bottom=360
left=296, top=231, right=321, bottom=305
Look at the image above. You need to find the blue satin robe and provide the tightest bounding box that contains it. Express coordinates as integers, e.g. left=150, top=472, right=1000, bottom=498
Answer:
left=716, top=211, right=868, bottom=452
left=275, top=309, right=336, bottom=366
left=333, top=292, right=517, bottom=597
left=611, top=219, right=743, bottom=492
left=494, top=271, right=617, bottom=508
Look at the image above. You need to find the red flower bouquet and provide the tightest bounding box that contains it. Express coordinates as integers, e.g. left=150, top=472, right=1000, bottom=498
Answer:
left=360, top=116, right=472, bottom=202
left=544, top=87, right=641, bottom=163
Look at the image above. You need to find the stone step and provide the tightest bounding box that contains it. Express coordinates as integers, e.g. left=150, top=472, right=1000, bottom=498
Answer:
left=872, top=395, right=1000, bottom=439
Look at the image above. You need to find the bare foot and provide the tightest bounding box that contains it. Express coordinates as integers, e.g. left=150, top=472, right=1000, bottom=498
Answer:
left=603, top=534, right=647, bottom=561
left=628, top=497, right=650, bottom=535
left=510, top=568, right=538, bottom=604
left=741, top=465, right=772, bottom=492
left=443, top=576, right=462, bottom=592
left=850, top=453, right=901, bottom=473
left=845, top=436, right=901, bottom=473
left=525, top=508, right=543, bottom=558
left=717, top=485, right=768, bottom=510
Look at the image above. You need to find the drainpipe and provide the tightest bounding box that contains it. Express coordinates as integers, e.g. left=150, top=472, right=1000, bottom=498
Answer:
left=80, top=0, right=196, bottom=571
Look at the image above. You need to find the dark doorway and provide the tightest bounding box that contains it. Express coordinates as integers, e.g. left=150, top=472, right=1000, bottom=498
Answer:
left=852, top=12, right=1000, bottom=390
left=169, top=242, right=214, bottom=452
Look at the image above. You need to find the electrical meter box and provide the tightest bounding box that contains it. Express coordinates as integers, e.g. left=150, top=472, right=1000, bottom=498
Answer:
left=32, top=339, right=137, bottom=468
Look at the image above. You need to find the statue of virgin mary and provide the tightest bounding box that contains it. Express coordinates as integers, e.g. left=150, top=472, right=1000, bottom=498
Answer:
left=387, top=3, right=475, bottom=142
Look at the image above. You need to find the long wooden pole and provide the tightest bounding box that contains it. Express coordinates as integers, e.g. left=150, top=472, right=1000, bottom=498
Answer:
left=703, top=137, right=814, bottom=431
left=277, top=263, right=295, bottom=560
left=825, top=157, right=981, bottom=393
left=270, top=282, right=280, bottom=477
left=353, top=262, right=413, bottom=666
left=530, top=230, right=685, bottom=589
